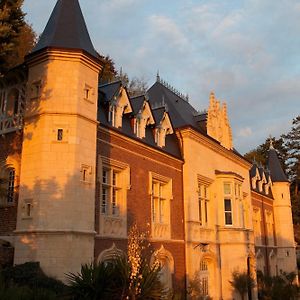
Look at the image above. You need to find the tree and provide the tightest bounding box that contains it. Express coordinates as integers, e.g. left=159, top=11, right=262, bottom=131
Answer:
left=116, top=69, right=148, bottom=97
left=98, top=54, right=117, bottom=84
left=229, top=271, right=255, bottom=300
left=282, top=116, right=300, bottom=195
left=0, top=0, right=36, bottom=75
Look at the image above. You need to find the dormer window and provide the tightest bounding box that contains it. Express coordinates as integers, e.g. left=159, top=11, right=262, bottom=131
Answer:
left=108, top=87, right=132, bottom=129
left=154, top=111, right=173, bottom=148
left=132, top=101, right=155, bottom=139
left=108, top=104, right=116, bottom=126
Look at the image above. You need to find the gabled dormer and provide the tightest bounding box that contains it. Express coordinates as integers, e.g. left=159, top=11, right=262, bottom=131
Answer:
left=250, top=163, right=261, bottom=190
left=257, top=167, right=267, bottom=192
left=99, top=81, right=132, bottom=128
left=130, top=95, right=155, bottom=138
left=152, top=107, right=174, bottom=147
left=264, top=170, right=272, bottom=195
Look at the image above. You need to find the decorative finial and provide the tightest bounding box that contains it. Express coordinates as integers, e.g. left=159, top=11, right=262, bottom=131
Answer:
left=209, top=91, right=215, bottom=105
left=156, top=70, right=160, bottom=82
left=269, top=135, right=274, bottom=149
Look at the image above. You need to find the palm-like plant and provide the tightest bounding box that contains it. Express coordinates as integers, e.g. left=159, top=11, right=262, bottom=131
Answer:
left=67, top=256, right=166, bottom=300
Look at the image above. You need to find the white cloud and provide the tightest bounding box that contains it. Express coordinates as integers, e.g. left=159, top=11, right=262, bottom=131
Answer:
left=237, top=127, right=253, bottom=138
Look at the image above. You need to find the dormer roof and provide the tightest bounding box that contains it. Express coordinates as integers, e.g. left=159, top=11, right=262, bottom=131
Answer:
left=152, top=107, right=165, bottom=124
left=31, top=0, right=99, bottom=60
left=99, top=81, right=122, bottom=103
left=267, top=147, right=289, bottom=182
left=130, top=95, right=145, bottom=115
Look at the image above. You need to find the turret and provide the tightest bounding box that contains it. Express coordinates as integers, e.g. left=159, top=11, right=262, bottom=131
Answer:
left=268, top=143, right=297, bottom=274
left=14, top=0, right=102, bottom=280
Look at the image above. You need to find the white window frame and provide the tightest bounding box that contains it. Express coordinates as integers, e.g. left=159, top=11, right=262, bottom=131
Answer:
left=149, top=172, right=172, bottom=239
left=101, top=167, right=121, bottom=216
left=224, top=182, right=233, bottom=226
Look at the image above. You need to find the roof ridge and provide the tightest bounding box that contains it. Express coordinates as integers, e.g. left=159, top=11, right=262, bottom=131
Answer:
left=156, top=75, right=189, bottom=102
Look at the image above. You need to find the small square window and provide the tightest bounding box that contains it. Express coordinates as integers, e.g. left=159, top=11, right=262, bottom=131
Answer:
left=57, top=129, right=63, bottom=141
left=81, top=165, right=92, bottom=183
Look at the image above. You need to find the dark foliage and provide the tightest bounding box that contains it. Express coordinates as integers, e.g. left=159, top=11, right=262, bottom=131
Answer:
left=257, top=270, right=298, bottom=300
left=1, top=262, right=66, bottom=295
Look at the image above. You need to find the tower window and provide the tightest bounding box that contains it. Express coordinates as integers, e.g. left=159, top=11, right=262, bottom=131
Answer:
left=57, top=129, right=63, bottom=141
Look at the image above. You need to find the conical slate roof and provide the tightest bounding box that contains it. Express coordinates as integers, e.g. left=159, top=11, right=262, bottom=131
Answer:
left=267, top=147, right=289, bottom=182
left=31, top=0, right=99, bottom=59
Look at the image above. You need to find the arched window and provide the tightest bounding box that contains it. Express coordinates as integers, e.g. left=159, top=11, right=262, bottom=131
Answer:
left=151, top=245, right=174, bottom=293
left=97, top=243, right=124, bottom=264
left=199, top=260, right=209, bottom=297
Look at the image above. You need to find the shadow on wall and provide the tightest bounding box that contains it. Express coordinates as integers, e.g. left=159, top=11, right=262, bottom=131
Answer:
left=0, top=61, right=52, bottom=241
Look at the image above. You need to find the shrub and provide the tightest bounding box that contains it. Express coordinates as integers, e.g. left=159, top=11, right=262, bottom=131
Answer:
left=1, top=262, right=66, bottom=298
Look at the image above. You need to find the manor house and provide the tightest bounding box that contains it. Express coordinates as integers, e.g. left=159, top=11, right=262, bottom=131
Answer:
left=0, top=1, right=297, bottom=299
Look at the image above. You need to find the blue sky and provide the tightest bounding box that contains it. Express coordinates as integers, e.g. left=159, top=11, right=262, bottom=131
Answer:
left=23, top=0, right=300, bottom=154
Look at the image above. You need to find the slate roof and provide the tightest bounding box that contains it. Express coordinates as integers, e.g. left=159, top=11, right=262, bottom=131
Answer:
left=97, top=82, right=182, bottom=159
left=268, top=148, right=289, bottom=182
left=31, top=0, right=99, bottom=59
left=130, top=95, right=145, bottom=114
left=99, top=81, right=122, bottom=103
left=152, top=107, right=165, bottom=124
left=147, top=81, right=199, bottom=129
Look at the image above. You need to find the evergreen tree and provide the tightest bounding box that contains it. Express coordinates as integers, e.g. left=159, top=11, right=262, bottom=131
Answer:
left=282, top=116, right=300, bottom=224
left=0, top=0, right=36, bottom=75
left=282, top=116, right=300, bottom=194
left=98, top=54, right=117, bottom=83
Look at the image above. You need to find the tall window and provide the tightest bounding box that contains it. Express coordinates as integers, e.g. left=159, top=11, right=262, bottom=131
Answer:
left=198, top=183, right=209, bottom=226
left=152, top=181, right=166, bottom=224
left=224, top=182, right=233, bottom=225
left=0, top=90, right=5, bottom=114
left=235, top=183, right=244, bottom=227
left=101, top=168, right=120, bottom=215
left=199, top=260, right=209, bottom=297
left=7, top=168, right=15, bottom=203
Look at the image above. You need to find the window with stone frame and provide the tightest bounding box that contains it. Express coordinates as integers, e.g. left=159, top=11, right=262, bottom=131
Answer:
left=198, top=183, right=209, bottom=226
left=265, top=210, right=275, bottom=246
left=253, top=208, right=262, bottom=245
left=0, top=167, right=16, bottom=206
left=101, top=167, right=121, bottom=216
left=199, top=260, right=209, bottom=297
left=98, top=156, right=130, bottom=238
left=235, top=182, right=245, bottom=228
left=150, top=172, right=172, bottom=239
left=224, top=182, right=233, bottom=225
